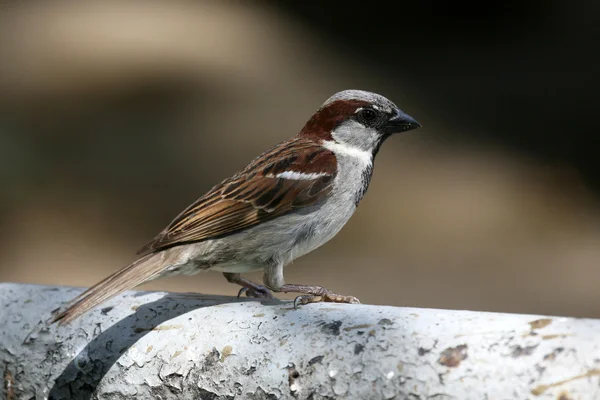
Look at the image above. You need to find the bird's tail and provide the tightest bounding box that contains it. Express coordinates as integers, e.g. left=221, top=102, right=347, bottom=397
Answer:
left=51, top=248, right=182, bottom=325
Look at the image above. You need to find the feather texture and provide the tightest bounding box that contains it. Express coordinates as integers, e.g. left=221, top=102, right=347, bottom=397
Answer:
left=52, top=138, right=337, bottom=324
left=51, top=250, right=181, bottom=324
left=137, top=137, right=336, bottom=255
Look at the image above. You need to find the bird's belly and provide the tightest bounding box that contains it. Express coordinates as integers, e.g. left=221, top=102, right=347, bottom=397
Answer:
left=179, top=192, right=357, bottom=273
left=208, top=262, right=264, bottom=273
left=281, top=199, right=357, bottom=264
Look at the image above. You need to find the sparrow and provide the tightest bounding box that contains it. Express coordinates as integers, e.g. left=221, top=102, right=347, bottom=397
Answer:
left=52, top=89, right=420, bottom=324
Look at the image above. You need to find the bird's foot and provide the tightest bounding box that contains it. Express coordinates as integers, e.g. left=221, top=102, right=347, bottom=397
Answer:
left=223, top=272, right=274, bottom=300
left=237, top=285, right=274, bottom=299
left=277, top=284, right=359, bottom=309
left=293, top=292, right=360, bottom=308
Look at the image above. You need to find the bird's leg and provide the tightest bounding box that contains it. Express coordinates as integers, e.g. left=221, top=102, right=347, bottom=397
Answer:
left=262, top=264, right=360, bottom=308
left=223, top=272, right=273, bottom=299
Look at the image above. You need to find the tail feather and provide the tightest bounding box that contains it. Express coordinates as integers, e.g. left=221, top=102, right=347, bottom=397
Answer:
left=52, top=249, right=179, bottom=325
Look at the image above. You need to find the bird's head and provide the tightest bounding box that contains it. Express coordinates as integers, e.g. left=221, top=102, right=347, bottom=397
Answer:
left=300, top=89, right=421, bottom=156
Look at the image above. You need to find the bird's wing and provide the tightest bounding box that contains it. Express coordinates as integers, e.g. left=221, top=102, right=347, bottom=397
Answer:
left=51, top=137, right=337, bottom=325
left=136, top=137, right=337, bottom=256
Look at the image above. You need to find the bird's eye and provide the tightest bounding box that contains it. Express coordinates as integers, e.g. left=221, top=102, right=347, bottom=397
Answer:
left=357, top=108, right=378, bottom=125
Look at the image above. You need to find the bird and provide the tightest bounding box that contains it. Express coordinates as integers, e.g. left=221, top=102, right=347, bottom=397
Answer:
left=51, top=89, right=420, bottom=325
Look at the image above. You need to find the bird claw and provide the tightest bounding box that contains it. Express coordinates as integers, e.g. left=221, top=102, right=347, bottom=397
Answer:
left=237, top=286, right=273, bottom=299
left=293, top=295, right=316, bottom=309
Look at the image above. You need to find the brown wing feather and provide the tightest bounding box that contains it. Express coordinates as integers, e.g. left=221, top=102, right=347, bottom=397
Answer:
left=137, top=138, right=337, bottom=256
left=51, top=250, right=175, bottom=325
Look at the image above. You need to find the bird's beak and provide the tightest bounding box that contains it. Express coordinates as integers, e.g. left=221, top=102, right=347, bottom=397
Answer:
left=382, top=108, right=421, bottom=135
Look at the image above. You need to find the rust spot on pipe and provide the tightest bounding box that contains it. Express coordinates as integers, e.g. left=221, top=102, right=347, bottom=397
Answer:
left=220, top=345, right=233, bottom=362
left=529, top=318, right=552, bottom=331
left=523, top=318, right=554, bottom=338
left=557, top=391, right=573, bottom=400
left=531, top=369, right=600, bottom=395
left=171, top=350, right=182, bottom=359
left=4, top=367, right=15, bottom=400
left=438, top=344, right=468, bottom=367
left=542, top=333, right=573, bottom=340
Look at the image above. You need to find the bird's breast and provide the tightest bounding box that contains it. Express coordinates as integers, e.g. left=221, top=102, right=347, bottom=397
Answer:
left=284, top=199, right=356, bottom=264
left=283, top=154, right=372, bottom=264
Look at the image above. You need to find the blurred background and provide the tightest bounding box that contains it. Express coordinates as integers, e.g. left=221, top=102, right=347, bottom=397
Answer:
left=1, top=1, right=599, bottom=317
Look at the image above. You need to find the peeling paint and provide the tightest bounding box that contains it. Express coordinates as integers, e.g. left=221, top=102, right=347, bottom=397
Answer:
left=558, top=391, right=574, bottom=400
left=308, top=355, right=324, bottom=366
left=543, top=347, right=564, bottom=361
left=354, top=344, right=365, bottom=355
left=438, top=345, right=468, bottom=367
left=3, top=367, right=15, bottom=400
left=2, top=283, right=600, bottom=399
left=220, top=345, right=233, bottom=362
left=343, top=324, right=372, bottom=332
left=288, top=364, right=300, bottom=392
left=542, top=334, right=573, bottom=340
left=511, top=344, right=539, bottom=358
left=531, top=369, right=600, bottom=395
left=171, top=350, right=182, bottom=359
left=320, top=320, right=342, bottom=336
left=134, top=324, right=183, bottom=333
left=455, top=330, right=504, bottom=338
left=101, top=306, right=114, bottom=315
left=418, top=347, right=431, bottom=356
left=333, top=378, right=349, bottom=395
left=529, top=318, right=553, bottom=331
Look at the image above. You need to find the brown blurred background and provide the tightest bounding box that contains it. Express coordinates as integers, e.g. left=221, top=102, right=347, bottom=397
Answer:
left=1, top=1, right=599, bottom=317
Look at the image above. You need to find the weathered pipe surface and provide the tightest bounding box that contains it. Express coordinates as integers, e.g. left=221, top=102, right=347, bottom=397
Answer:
left=1, top=283, right=600, bottom=399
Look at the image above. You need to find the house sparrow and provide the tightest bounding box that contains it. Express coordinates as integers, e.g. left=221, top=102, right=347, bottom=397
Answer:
left=52, top=89, right=420, bottom=324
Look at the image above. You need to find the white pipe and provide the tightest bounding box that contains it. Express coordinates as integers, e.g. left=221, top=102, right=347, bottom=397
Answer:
left=1, top=283, right=599, bottom=399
